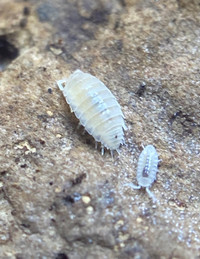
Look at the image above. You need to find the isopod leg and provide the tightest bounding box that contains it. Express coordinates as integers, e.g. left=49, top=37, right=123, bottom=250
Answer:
left=123, top=124, right=128, bottom=131
left=146, top=187, right=156, bottom=203
left=57, top=79, right=68, bottom=91
left=101, top=146, right=105, bottom=156
left=76, top=122, right=81, bottom=130
left=121, top=138, right=126, bottom=145
left=81, top=129, right=86, bottom=135
left=124, top=183, right=141, bottom=190
left=116, top=148, right=120, bottom=155
left=110, top=150, right=114, bottom=158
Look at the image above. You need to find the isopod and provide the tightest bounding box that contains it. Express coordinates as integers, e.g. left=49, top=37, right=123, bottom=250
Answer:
left=56, top=70, right=127, bottom=155
left=125, top=145, right=159, bottom=202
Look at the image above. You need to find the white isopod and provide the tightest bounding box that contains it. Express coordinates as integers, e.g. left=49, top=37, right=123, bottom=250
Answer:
left=56, top=70, right=127, bottom=155
left=125, top=145, right=159, bottom=202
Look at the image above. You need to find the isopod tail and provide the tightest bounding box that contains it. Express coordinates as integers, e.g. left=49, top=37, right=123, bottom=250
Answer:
left=146, top=187, right=156, bottom=203
left=57, top=79, right=68, bottom=91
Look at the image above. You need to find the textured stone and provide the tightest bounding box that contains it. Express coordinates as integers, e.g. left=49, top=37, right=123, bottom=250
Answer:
left=0, top=0, right=200, bottom=258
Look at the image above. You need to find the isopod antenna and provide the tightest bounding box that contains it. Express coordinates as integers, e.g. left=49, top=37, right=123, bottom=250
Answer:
left=56, top=79, right=68, bottom=91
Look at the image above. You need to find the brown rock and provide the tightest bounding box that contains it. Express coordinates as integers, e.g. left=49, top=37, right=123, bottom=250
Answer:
left=0, top=0, right=199, bottom=258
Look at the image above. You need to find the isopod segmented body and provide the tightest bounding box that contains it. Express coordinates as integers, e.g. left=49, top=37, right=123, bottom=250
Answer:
left=137, top=145, right=159, bottom=188
left=125, top=145, right=159, bottom=202
left=57, top=70, right=126, bottom=155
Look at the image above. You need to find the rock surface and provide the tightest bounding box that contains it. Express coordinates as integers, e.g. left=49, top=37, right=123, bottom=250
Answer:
left=0, top=0, right=199, bottom=258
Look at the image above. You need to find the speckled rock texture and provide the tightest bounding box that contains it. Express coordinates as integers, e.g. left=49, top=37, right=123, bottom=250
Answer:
left=0, top=0, right=200, bottom=258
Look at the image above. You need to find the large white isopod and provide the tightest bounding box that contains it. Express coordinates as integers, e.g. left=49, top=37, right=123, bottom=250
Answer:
left=56, top=70, right=127, bottom=155
left=125, top=145, right=159, bottom=202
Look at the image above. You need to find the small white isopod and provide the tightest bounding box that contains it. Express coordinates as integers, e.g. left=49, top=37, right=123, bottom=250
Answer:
left=56, top=70, right=127, bottom=156
left=125, top=145, right=159, bottom=202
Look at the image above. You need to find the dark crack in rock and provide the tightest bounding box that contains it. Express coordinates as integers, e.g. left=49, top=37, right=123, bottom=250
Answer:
left=0, top=36, right=19, bottom=71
